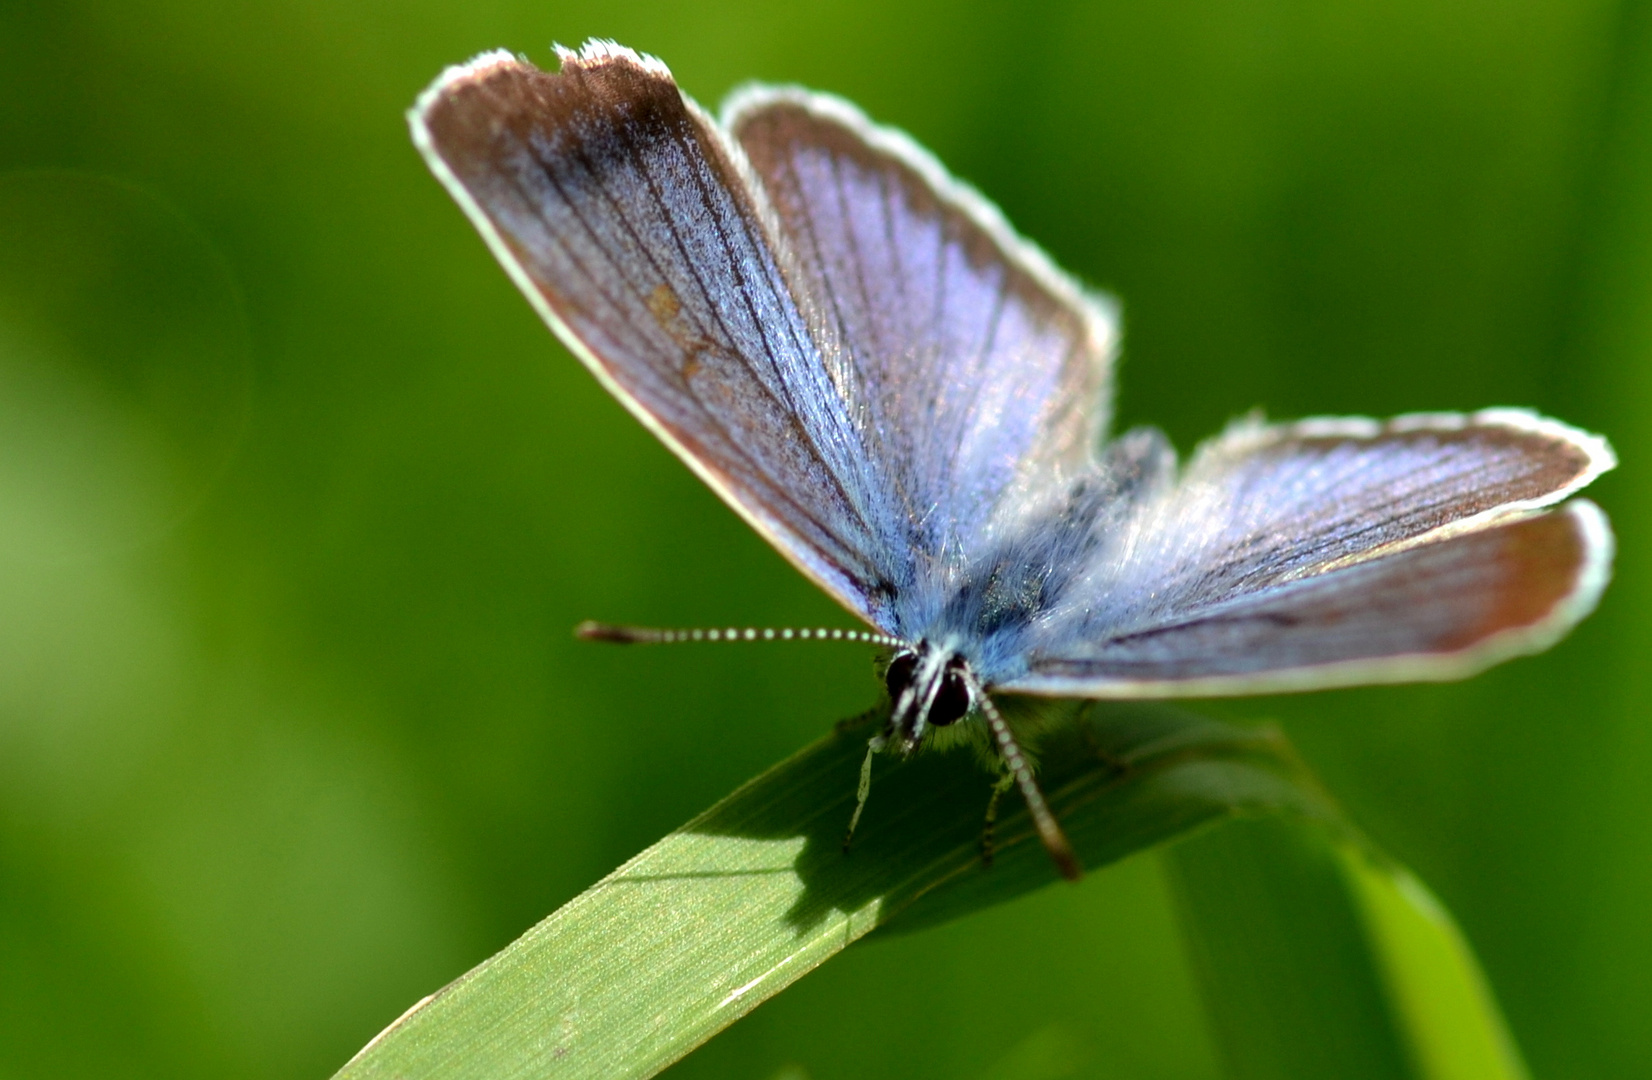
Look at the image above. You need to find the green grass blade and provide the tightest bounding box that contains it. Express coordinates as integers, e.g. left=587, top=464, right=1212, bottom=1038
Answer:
left=333, top=703, right=1341, bottom=1080
left=1345, top=855, right=1530, bottom=1080
left=1166, top=819, right=1529, bottom=1080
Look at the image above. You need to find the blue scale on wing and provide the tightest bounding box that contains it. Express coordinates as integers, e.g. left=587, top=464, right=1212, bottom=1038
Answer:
left=1010, top=418, right=1605, bottom=690
left=418, top=55, right=915, bottom=622
left=727, top=97, right=1117, bottom=630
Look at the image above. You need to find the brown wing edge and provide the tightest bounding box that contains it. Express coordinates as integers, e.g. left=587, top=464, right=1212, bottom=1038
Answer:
left=720, top=81, right=1119, bottom=461
left=407, top=42, right=887, bottom=626
left=1003, top=498, right=1615, bottom=699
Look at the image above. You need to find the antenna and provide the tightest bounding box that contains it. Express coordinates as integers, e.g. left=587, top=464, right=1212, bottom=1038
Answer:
left=977, top=692, right=1083, bottom=881
left=575, top=621, right=904, bottom=647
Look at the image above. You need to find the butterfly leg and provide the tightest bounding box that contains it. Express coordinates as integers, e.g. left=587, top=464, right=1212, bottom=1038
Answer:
left=980, top=765, right=1016, bottom=868
left=842, top=732, right=887, bottom=854
left=977, top=693, right=1083, bottom=881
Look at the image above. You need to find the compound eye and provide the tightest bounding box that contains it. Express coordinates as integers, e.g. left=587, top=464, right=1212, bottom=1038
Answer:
left=929, top=667, right=972, bottom=727
left=884, top=652, right=918, bottom=703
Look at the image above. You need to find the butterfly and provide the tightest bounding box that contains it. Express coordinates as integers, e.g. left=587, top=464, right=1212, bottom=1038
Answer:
left=409, top=40, right=1615, bottom=879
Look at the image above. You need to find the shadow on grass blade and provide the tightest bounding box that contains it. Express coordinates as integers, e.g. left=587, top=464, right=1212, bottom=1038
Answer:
left=335, top=702, right=1353, bottom=1080
left=1167, top=818, right=1529, bottom=1080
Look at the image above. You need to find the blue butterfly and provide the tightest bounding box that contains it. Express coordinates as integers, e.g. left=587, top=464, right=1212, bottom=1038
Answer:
left=411, top=41, right=1615, bottom=878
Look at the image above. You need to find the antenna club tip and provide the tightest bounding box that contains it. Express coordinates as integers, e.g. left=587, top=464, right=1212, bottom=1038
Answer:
left=575, top=621, right=651, bottom=643
left=1052, top=844, right=1084, bottom=882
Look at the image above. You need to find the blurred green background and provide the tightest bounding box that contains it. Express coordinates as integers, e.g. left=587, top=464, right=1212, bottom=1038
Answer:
left=1, top=1, right=1647, bottom=1077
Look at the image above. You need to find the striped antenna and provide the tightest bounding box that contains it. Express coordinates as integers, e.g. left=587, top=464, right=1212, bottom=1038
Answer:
left=575, top=621, right=904, bottom=647
left=977, top=692, right=1082, bottom=882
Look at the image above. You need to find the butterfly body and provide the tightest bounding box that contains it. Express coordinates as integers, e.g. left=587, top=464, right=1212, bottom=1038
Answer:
left=411, top=41, right=1615, bottom=877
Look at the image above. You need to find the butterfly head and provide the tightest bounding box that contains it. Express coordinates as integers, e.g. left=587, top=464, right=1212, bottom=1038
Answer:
left=883, top=640, right=981, bottom=754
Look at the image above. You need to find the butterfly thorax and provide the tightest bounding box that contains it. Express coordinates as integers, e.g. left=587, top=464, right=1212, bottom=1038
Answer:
left=881, top=446, right=1170, bottom=698
left=873, top=553, right=1071, bottom=756
left=888, top=508, right=1103, bottom=699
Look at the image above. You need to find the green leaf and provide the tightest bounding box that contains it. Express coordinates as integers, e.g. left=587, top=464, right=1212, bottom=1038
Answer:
left=1166, top=818, right=1529, bottom=1080
left=333, top=702, right=1342, bottom=1080
left=1345, top=851, right=1530, bottom=1080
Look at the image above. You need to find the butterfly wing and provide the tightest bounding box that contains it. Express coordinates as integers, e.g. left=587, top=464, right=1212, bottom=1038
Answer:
left=1005, top=411, right=1615, bottom=696
left=411, top=45, right=914, bottom=624
left=724, top=89, right=1116, bottom=558
left=412, top=45, right=1612, bottom=690
left=412, top=45, right=1117, bottom=634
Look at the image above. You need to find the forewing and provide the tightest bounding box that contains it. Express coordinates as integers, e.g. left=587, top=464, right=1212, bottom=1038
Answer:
left=1009, top=411, right=1614, bottom=696
left=725, top=89, right=1117, bottom=551
left=410, top=46, right=909, bottom=624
